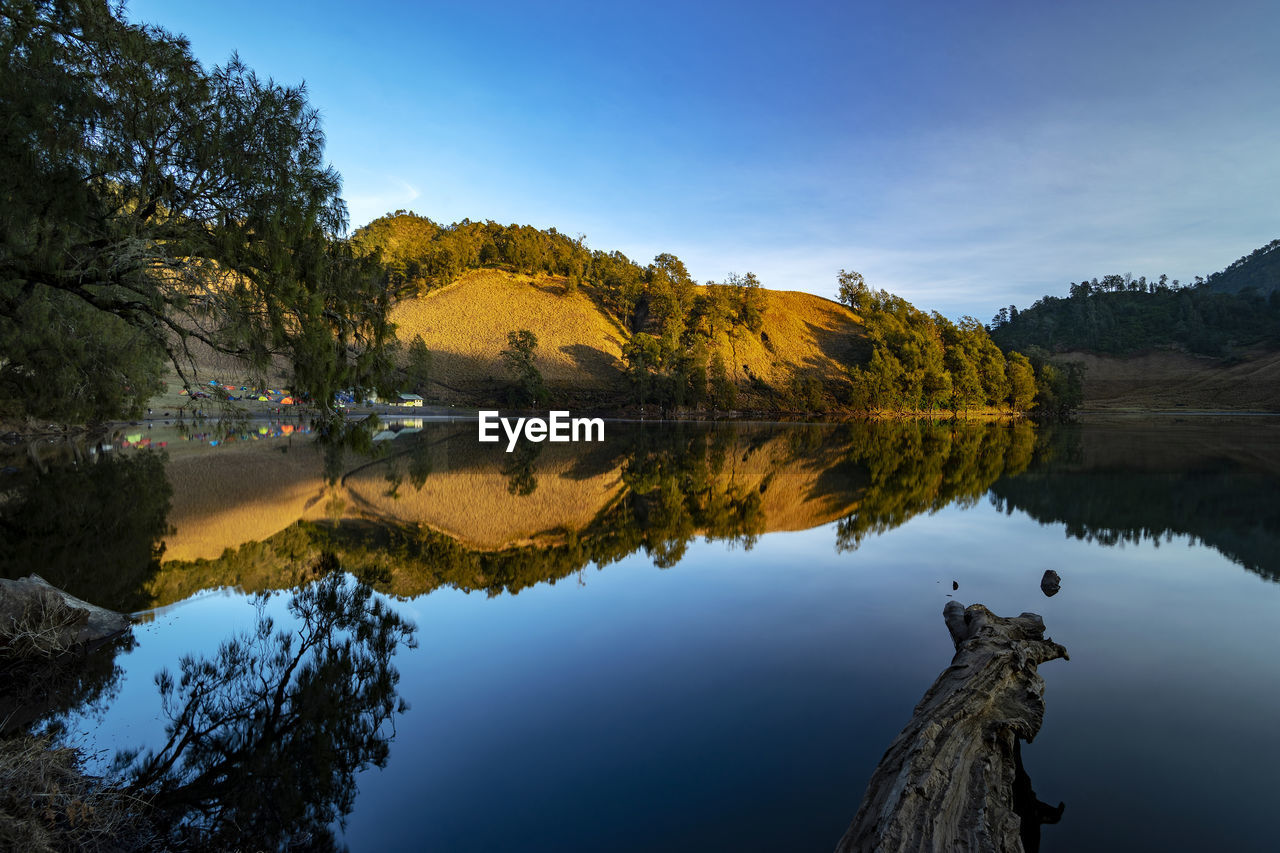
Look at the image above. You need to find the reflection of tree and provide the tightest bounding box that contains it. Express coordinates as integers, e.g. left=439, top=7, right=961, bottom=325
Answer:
left=407, top=439, right=433, bottom=490
left=501, top=442, right=541, bottom=496
left=0, top=633, right=134, bottom=739
left=990, top=426, right=1280, bottom=583
left=835, top=421, right=1036, bottom=552
left=119, top=568, right=416, bottom=850
left=0, top=448, right=171, bottom=612
left=321, top=415, right=385, bottom=485
left=153, top=421, right=1044, bottom=601
left=620, top=426, right=765, bottom=567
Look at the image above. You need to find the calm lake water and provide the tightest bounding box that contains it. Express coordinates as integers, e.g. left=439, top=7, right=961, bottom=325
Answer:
left=4, top=416, right=1279, bottom=851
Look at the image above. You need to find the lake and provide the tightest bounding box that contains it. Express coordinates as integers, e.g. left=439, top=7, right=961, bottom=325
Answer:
left=3, top=416, right=1279, bottom=851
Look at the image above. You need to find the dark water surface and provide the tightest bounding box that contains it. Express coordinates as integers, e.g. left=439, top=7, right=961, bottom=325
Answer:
left=4, top=417, right=1279, bottom=851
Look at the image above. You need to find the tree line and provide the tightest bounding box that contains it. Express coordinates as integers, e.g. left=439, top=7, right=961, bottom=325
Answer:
left=836, top=272, right=1080, bottom=417
left=989, top=264, right=1280, bottom=358
left=355, top=212, right=766, bottom=412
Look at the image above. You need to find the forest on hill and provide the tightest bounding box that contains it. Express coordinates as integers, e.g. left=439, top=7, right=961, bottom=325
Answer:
left=988, top=240, right=1280, bottom=359
left=356, top=213, right=1076, bottom=417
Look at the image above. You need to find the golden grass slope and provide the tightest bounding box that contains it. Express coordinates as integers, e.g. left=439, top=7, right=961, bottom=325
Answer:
left=390, top=270, right=629, bottom=391
left=389, top=269, right=864, bottom=402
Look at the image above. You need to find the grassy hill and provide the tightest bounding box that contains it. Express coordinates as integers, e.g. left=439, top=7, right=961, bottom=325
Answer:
left=1057, top=348, right=1280, bottom=412
left=389, top=268, right=864, bottom=409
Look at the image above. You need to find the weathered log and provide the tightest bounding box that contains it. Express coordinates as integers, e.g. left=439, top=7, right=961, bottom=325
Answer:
left=836, top=602, right=1068, bottom=853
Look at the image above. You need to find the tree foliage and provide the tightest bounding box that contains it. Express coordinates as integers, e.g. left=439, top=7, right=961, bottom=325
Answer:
left=500, top=329, right=547, bottom=406
left=0, top=0, right=396, bottom=422
left=838, top=273, right=1043, bottom=413
left=989, top=269, right=1280, bottom=358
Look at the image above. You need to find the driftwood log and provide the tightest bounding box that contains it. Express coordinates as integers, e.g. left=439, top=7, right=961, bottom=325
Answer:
left=836, top=602, right=1068, bottom=853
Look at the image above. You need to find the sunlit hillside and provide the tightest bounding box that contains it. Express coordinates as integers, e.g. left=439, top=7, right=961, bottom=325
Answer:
left=389, top=269, right=864, bottom=406
left=390, top=270, right=629, bottom=391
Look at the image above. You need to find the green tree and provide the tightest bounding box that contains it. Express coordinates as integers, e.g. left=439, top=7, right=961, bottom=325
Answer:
left=695, top=285, right=733, bottom=338
left=708, top=351, right=737, bottom=410
left=500, top=329, right=547, bottom=406
left=622, top=332, right=665, bottom=407
left=1, top=0, right=396, bottom=423
left=404, top=335, right=432, bottom=395
left=1006, top=352, right=1036, bottom=411
left=729, top=272, right=767, bottom=332
left=837, top=269, right=868, bottom=311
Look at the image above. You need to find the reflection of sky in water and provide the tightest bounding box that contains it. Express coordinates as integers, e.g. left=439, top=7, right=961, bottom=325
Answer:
left=59, top=493, right=1280, bottom=852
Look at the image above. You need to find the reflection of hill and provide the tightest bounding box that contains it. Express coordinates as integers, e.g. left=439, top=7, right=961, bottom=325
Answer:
left=149, top=422, right=873, bottom=603
left=990, top=421, right=1280, bottom=582
left=342, top=433, right=627, bottom=550
left=160, top=421, right=870, bottom=562
left=342, top=424, right=865, bottom=548
left=146, top=421, right=1036, bottom=605
left=163, top=441, right=330, bottom=562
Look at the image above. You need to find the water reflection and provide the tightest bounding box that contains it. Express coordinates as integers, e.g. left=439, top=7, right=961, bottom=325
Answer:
left=7, top=418, right=1280, bottom=613
left=0, top=631, right=134, bottom=738
left=4, top=418, right=1279, bottom=850
left=991, top=421, right=1280, bottom=583
left=117, top=568, right=416, bottom=850
left=0, top=448, right=171, bottom=612
left=146, top=420, right=1040, bottom=603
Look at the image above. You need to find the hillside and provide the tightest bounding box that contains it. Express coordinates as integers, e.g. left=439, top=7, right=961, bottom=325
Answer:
left=389, top=268, right=864, bottom=408
left=1205, top=239, right=1280, bottom=295
left=1058, top=348, right=1280, bottom=412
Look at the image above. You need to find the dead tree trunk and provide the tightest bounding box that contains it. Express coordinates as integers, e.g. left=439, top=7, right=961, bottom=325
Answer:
left=835, top=601, right=1068, bottom=853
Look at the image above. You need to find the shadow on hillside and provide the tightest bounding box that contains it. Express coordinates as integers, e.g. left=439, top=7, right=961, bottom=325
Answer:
left=559, top=343, right=624, bottom=380
left=803, top=318, right=864, bottom=369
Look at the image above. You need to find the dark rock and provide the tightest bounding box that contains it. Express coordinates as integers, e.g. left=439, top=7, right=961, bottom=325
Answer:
left=0, top=575, right=131, bottom=651
left=1040, top=570, right=1061, bottom=597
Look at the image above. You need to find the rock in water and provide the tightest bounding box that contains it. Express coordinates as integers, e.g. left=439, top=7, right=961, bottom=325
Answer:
left=1040, top=570, right=1061, bottom=597
left=0, top=575, right=130, bottom=652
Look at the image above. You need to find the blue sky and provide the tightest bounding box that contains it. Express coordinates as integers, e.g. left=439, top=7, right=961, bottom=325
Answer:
left=130, top=0, right=1280, bottom=318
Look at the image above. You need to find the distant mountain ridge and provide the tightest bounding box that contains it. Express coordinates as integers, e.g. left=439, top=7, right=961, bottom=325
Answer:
left=989, top=238, right=1280, bottom=359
